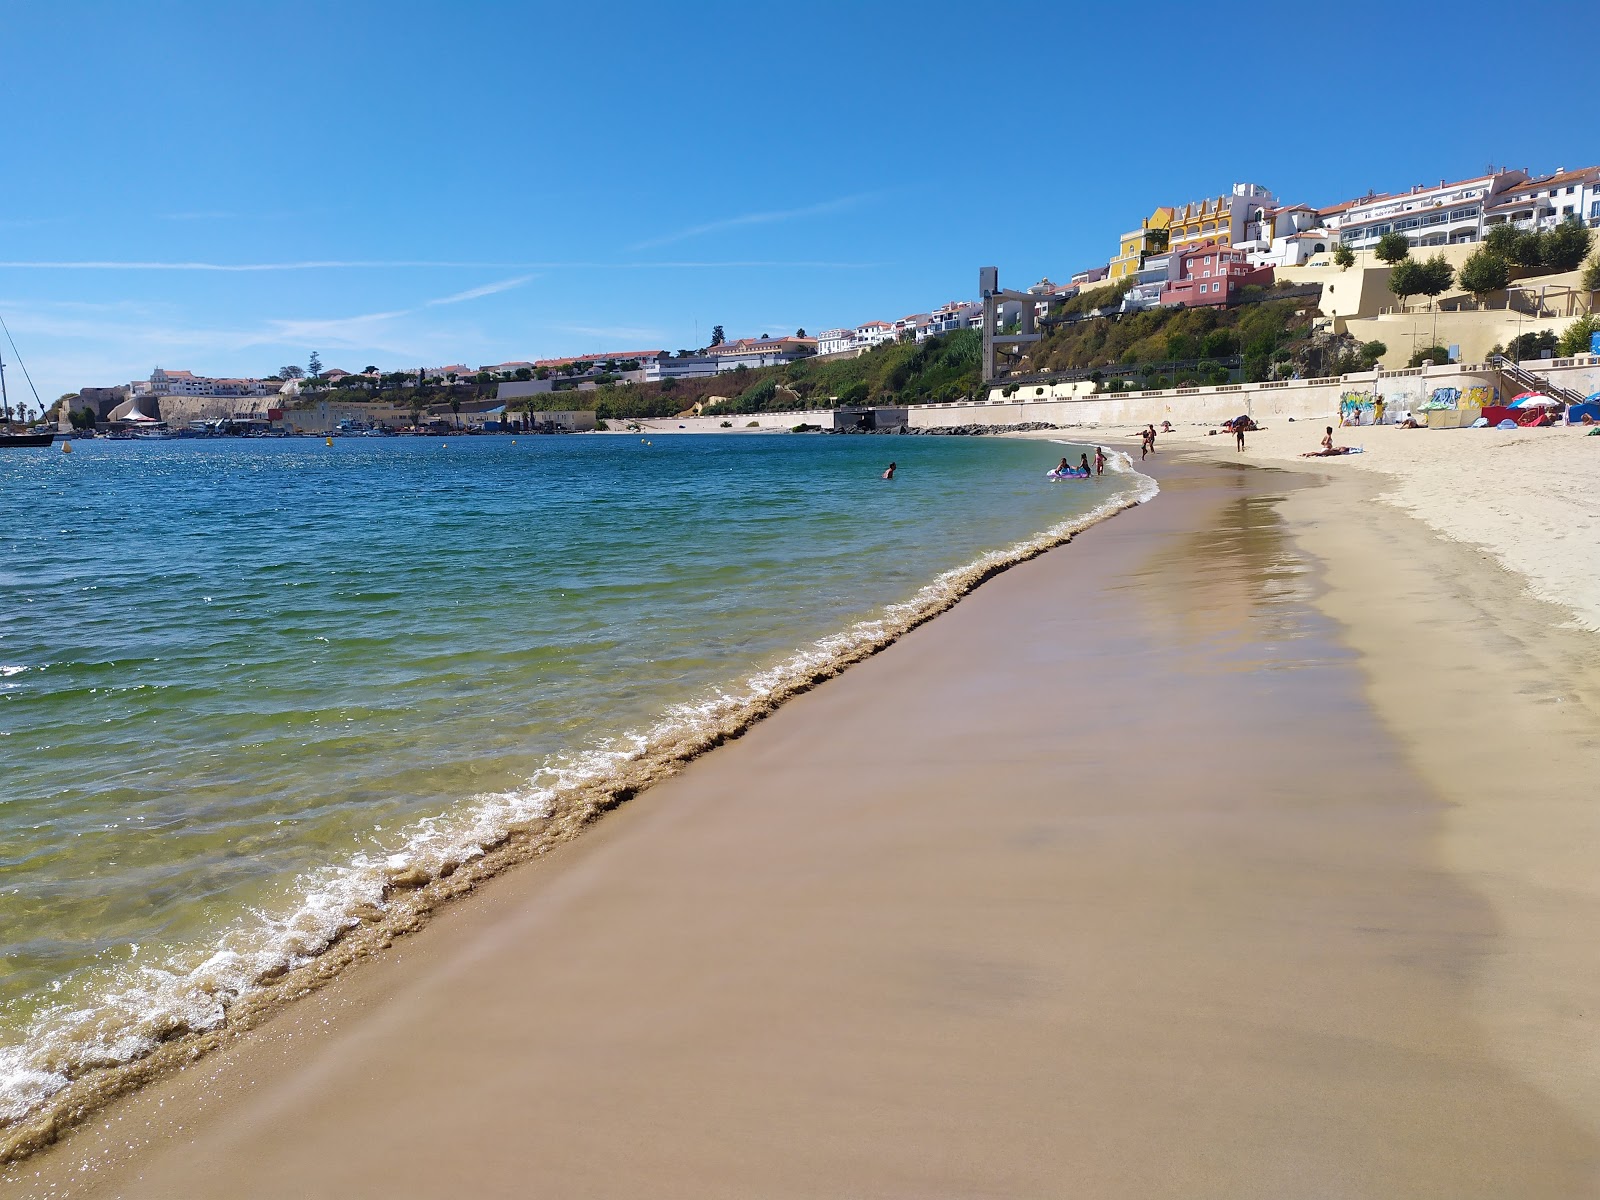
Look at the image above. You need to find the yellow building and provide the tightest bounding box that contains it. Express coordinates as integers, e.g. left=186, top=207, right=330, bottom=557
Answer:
left=1167, top=183, right=1276, bottom=254
left=1108, top=206, right=1174, bottom=281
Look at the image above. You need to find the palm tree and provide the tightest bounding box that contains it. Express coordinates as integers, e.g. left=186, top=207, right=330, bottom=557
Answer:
left=449, top=397, right=461, bottom=429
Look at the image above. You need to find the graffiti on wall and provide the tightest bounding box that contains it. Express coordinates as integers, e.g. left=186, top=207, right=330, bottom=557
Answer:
left=1421, top=383, right=1496, bottom=411
left=1340, top=390, right=1376, bottom=424
left=1425, top=386, right=1460, bottom=409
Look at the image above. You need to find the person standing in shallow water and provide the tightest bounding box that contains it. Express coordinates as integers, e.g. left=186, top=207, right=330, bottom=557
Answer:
left=1094, top=447, right=1106, bottom=476
left=1079, top=453, right=1092, bottom=477
left=882, top=462, right=896, bottom=480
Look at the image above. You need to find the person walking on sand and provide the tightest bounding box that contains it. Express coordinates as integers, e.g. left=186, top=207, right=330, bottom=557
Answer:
left=1094, top=446, right=1106, bottom=476
left=1235, top=419, right=1247, bottom=452
left=882, top=461, right=896, bottom=480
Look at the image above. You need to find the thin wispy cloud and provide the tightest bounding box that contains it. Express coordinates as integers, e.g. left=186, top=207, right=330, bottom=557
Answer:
left=630, top=194, right=876, bottom=251
left=426, top=274, right=537, bottom=306
left=0, top=258, right=884, bottom=271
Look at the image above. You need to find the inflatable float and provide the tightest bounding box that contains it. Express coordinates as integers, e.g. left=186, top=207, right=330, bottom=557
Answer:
left=1046, top=468, right=1091, bottom=480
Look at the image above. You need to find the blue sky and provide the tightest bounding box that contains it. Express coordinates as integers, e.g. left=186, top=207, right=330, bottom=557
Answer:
left=2, top=0, right=1593, bottom=402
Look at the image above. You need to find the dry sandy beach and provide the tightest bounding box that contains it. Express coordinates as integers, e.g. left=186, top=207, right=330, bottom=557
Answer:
left=10, top=436, right=1600, bottom=1197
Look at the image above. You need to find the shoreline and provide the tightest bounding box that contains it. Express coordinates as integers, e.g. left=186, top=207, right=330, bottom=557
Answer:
left=0, top=450, right=1152, bottom=1169
left=12, top=449, right=1600, bottom=1195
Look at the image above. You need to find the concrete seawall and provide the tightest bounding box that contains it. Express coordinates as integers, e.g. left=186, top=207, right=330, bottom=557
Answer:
left=916, top=354, right=1600, bottom=429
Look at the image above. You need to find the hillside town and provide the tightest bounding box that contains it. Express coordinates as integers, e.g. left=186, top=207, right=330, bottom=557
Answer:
left=40, top=161, right=1600, bottom=437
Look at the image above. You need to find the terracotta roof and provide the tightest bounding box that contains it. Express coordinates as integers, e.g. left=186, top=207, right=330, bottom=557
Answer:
left=1494, top=166, right=1600, bottom=201
left=1317, top=193, right=1390, bottom=216
left=533, top=350, right=665, bottom=368
left=708, top=337, right=816, bottom=354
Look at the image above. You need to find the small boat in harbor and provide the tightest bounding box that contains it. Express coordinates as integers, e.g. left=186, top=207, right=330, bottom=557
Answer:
left=0, top=318, right=56, bottom=448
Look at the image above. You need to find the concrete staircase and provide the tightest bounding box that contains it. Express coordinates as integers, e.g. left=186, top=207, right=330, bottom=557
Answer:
left=1491, top=355, right=1587, bottom=405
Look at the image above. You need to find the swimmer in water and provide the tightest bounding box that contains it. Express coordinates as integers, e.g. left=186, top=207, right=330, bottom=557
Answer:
left=882, top=461, right=896, bottom=480
left=1079, top=453, right=1092, bottom=476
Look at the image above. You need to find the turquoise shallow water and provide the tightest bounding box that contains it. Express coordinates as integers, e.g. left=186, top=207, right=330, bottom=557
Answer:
left=0, top=432, right=1144, bottom=1124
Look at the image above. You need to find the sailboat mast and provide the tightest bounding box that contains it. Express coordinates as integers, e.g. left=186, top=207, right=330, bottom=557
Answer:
left=0, top=342, right=9, bottom=423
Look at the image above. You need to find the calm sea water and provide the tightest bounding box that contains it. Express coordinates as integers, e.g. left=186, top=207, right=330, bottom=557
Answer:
left=0, top=432, right=1145, bottom=1123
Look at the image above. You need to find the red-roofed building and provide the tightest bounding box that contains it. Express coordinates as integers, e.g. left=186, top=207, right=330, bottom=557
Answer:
left=705, top=336, right=816, bottom=371
left=1159, top=242, right=1274, bottom=308
left=1326, top=170, right=1528, bottom=250
left=1485, top=166, right=1600, bottom=232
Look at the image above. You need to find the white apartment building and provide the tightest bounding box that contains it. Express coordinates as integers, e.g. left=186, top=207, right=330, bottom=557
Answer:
left=1234, top=204, right=1334, bottom=267
left=1485, top=166, right=1600, bottom=232
left=1328, top=170, right=1528, bottom=250
left=816, top=328, right=857, bottom=355
left=921, top=301, right=982, bottom=340
left=892, top=313, right=930, bottom=342
left=643, top=354, right=720, bottom=381
left=854, top=320, right=895, bottom=348
left=141, top=368, right=282, bottom=397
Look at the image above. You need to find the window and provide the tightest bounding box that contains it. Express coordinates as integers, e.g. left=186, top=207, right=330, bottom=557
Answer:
left=1566, top=186, right=1576, bottom=194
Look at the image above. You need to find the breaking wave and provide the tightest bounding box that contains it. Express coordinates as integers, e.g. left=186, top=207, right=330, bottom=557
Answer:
left=0, top=454, right=1157, bottom=1164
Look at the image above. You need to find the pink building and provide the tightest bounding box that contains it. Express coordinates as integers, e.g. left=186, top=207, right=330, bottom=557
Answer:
left=1159, top=241, right=1274, bottom=308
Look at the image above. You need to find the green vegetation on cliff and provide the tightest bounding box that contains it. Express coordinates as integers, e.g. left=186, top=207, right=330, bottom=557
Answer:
left=1022, top=293, right=1320, bottom=383
left=514, top=329, right=983, bottom=420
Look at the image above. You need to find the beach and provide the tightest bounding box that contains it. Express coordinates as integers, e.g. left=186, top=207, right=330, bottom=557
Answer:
left=10, top=438, right=1600, bottom=1198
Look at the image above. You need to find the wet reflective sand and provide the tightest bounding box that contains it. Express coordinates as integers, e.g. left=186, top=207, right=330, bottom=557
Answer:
left=11, top=455, right=1596, bottom=1198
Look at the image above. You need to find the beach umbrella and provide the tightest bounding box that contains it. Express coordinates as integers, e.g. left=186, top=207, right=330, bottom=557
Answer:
left=1508, top=391, right=1543, bottom=405
left=1585, top=391, right=1600, bottom=403
left=1513, top=396, right=1560, bottom=408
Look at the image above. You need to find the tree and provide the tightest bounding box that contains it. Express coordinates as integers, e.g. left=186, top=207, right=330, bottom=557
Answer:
left=1333, top=243, right=1356, bottom=269
left=280, top=365, right=305, bottom=380
left=1358, top=340, right=1387, bottom=368
left=795, top=327, right=806, bottom=338
left=1507, top=330, right=1558, bottom=360
left=1408, top=346, right=1450, bottom=367
left=709, top=325, right=725, bottom=347
left=449, top=397, right=461, bottom=429
left=364, top=365, right=378, bottom=375
left=1387, top=257, right=1425, bottom=309
left=1508, top=229, right=1544, bottom=268
left=1375, top=231, right=1411, bottom=264
left=1415, top=254, right=1455, bottom=306
left=1542, top=218, right=1594, bottom=272
left=308, top=351, right=323, bottom=377
left=1584, top=254, right=1600, bottom=293
left=1558, top=314, right=1599, bottom=357
left=1485, top=223, right=1520, bottom=258
left=1458, top=247, right=1511, bottom=301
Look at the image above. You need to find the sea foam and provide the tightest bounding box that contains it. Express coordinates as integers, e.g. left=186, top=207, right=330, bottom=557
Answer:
left=0, top=453, right=1157, bottom=1163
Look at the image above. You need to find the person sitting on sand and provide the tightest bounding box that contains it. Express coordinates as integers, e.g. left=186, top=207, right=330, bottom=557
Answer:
left=1399, top=416, right=1424, bottom=429
left=1094, top=446, right=1106, bottom=476
left=1302, top=427, right=1356, bottom=456
left=882, top=461, right=896, bottom=480
left=1160, top=420, right=1173, bottom=433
